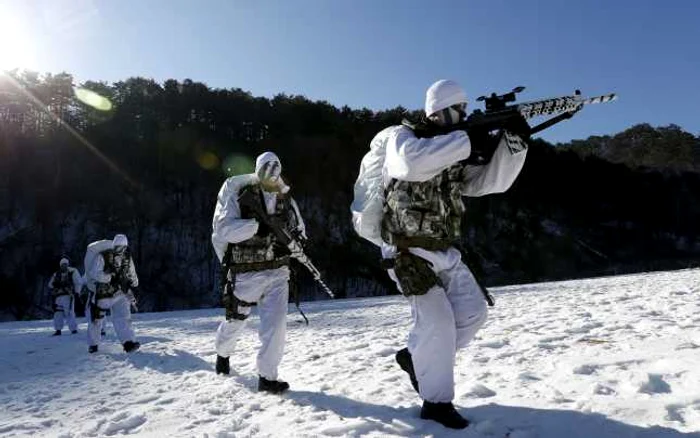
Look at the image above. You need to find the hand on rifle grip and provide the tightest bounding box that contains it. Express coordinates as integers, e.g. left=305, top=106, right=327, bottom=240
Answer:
left=505, top=114, right=531, bottom=139
left=289, top=241, right=304, bottom=259
left=255, top=220, right=272, bottom=238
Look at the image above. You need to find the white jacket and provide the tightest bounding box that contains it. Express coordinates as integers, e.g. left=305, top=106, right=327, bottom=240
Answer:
left=382, top=125, right=527, bottom=194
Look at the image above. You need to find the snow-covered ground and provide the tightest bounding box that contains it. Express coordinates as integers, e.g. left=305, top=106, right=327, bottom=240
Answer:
left=1, top=269, right=700, bottom=437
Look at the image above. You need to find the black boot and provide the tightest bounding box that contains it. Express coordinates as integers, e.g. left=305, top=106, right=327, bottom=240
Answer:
left=258, top=376, right=289, bottom=394
left=71, top=330, right=78, bottom=334
left=395, top=348, right=419, bottom=393
left=420, top=401, right=469, bottom=429
left=88, top=345, right=98, bottom=353
left=51, top=330, right=61, bottom=336
left=123, top=341, right=141, bottom=353
left=215, top=355, right=230, bottom=375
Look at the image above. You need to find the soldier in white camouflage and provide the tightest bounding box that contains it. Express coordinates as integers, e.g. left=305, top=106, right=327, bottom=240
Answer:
left=47, top=257, right=82, bottom=336
left=211, top=151, right=306, bottom=394
left=376, top=79, right=529, bottom=429
left=84, top=234, right=140, bottom=354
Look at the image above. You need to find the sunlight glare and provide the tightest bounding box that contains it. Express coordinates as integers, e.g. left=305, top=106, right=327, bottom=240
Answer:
left=0, top=13, right=36, bottom=71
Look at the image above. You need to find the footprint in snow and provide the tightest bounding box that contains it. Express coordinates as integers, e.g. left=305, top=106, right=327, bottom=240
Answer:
left=517, top=372, right=542, bottom=382
left=665, top=404, right=686, bottom=424
left=565, top=322, right=604, bottom=334
left=479, top=339, right=509, bottom=349
left=102, top=414, right=147, bottom=436
left=592, top=383, right=617, bottom=395
left=675, top=342, right=700, bottom=350
left=573, top=364, right=599, bottom=375
left=638, top=374, right=672, bottom=395
left=463, top=383, right=496, bottom=398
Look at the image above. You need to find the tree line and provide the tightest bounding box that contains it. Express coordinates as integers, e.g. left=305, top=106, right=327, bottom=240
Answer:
left=2, top=70, right=699, bottom=320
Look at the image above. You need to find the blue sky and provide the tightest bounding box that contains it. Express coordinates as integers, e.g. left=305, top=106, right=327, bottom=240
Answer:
left=2, top=0, right=699, bottom=143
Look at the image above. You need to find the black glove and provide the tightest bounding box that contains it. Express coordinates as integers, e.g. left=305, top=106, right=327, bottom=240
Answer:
left=466, top=128, right=499, bottom=165
left=110, top=274, right=120, bottom=288
left=505, top=114, right=531, bottom=139
left=291, top=229, right=308, bottom=250
left=256, top=220, right=272, bottom=238
left=90, top=302, right=101, bottom=322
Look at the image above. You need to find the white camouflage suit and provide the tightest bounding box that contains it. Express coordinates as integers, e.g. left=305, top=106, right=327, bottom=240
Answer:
left=84, top=238, right=139, bottom=348
left=212, top=152, right=305, bottom=381
left=379, top=122, right=528, bottom=403
left=47, top=262, right=82, bottom=333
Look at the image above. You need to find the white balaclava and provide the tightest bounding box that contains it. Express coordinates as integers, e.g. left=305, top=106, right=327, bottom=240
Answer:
left=59, top=257, right=69, bottom=268
left=424, top=79, right=468, bottom=125
left=255, top=152, right=289, bottom=193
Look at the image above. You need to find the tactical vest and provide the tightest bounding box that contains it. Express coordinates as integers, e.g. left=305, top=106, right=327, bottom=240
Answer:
left=95, top=248, right=133, bottom=298
left=227, top=184, right=298, bottom=272
left=103, top=248, right=132, bottom=277
left=52, top=270, right=74, bottom=296
left=381, top=163, right=467, bottom=251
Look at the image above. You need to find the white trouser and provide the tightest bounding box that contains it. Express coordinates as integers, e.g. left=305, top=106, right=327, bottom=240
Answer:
left=86, top=292, right=135, bottom=347
left=389, top=247, right=488, bottom=403
left=215, top=266, right=290, bottom=381
left=53, top=294, right=77, bottom=332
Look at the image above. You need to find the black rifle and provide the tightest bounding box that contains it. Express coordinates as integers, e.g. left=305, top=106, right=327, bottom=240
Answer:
left=111, top=271, right=139, bottom=312
left=404, top=87, right=617, bottom=164
left=238, top=188, right=335, bottom=299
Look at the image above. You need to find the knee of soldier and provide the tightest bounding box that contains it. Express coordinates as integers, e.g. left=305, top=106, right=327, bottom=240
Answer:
left=414, top=289, right=457, bottom=335
left=218, top=318, right=246, bottom=338
left=455, top=303, right=488, bottom=349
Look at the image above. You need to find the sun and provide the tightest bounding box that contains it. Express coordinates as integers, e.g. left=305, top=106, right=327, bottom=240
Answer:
left=0, top=13, right=36, bottom=71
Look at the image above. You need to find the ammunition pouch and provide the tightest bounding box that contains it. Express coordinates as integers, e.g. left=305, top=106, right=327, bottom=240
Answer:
left=221, top=263, right=257, bottom=322
left=223, top=293, right=255, bottom=321
left=388, top=251, right=442, bottom=297
left=227, top=257, right=290, bottom=274
left=385, top=234, right=453, bottom=252
left=95, top=282, right=116, bottom=299
left=89, top=301, right=109, bottom=323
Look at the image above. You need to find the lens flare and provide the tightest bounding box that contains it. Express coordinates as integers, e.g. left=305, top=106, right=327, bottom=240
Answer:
left=222, top=154, right=255, bottom=176
left=3, top=73, right=140, bottom=189
left=74, top=88, right=112, bottom=111
left=197, top=151, right=220, bottom=170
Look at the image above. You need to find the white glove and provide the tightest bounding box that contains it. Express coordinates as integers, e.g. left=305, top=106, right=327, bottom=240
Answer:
left=289, top=241, right=304, bottom=259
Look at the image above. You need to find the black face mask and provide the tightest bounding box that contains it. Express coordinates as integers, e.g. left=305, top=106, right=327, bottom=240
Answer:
left=60, top=265, right=68, bottom=273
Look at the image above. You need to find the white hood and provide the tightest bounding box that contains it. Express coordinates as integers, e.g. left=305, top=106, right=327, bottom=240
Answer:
left=424, top=79, right=468, bottom=116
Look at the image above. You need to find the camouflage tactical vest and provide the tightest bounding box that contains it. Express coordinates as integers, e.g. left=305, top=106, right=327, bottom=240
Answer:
left=381, top=163, right=466, bottom=250
left=229, top=184, right=298, bottom=268
left=102, top=248, right=132, bottom=278
left=52, top=270, right=74, bottom=296
left=95, top=248, right=133, bottom=298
